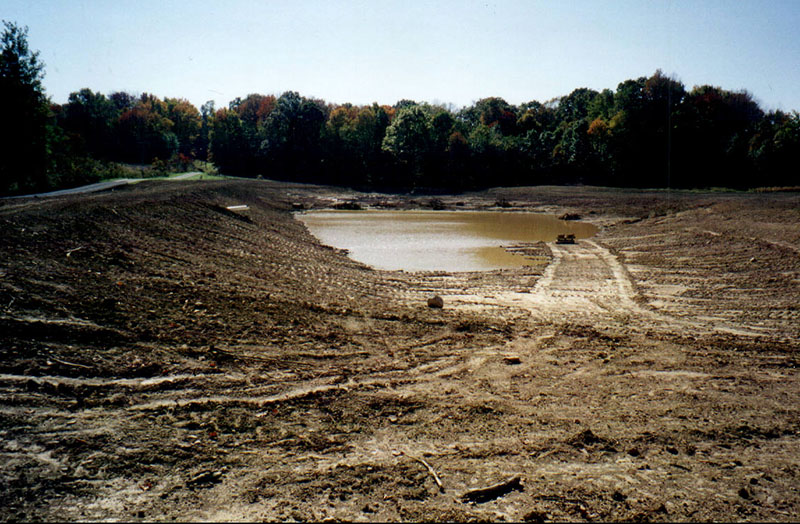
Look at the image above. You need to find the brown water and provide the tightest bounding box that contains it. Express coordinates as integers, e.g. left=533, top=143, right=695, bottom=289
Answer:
left=298, top=210, right=597, bottom=272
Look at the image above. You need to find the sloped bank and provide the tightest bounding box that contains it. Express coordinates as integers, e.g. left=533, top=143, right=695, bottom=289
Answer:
left=0, top=179, right=798, bottom=521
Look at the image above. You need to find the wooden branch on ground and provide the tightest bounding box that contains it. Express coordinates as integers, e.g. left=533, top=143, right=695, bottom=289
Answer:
left=460, top=476, right=523, bottom=503
left=401, top=451, right=445, bottom=493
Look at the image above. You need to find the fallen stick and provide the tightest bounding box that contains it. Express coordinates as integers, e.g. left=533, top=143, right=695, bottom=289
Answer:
left=460, top=476, right=523, bottom=503
left=65, top=246, right=85, bottom=258
left=401, top=452, right=445, bottom=493
left=50, top=357, right=92, bottom=369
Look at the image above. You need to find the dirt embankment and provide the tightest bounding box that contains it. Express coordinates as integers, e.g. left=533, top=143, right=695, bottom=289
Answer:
left=1, top=180, right=798, bottom=521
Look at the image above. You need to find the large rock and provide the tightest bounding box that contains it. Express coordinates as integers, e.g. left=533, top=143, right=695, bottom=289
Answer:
left=427, top=295, right=444, bottom=308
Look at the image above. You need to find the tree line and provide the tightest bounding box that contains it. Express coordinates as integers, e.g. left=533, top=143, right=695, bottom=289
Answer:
left=2, top=20, right=798, bottom=195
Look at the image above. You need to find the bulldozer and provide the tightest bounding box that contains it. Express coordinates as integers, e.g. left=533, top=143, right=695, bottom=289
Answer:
left=556, top=233, right=576, bottom=244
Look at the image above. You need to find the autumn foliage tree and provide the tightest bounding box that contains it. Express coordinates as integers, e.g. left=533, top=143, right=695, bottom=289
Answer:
left=165, top=98, right=201, bottom=158
left=115, top=94, right=178, bottom=164
left=2, top=26, right=797, bottom=197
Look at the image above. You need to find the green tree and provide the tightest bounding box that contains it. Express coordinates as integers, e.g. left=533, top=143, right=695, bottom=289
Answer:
left=381, top=105, right=432, bottom=187
left=445, top=130, right=472, bottom=189
left=0, top=21, right=52, bottom=194
left=209, top=108, right=246, bottom=174
left=382, top=105, right=432, bottom=159
left=196, top=100, right=215, bottom=161
left=394, top=99, right=418, bottom=110
left=556, top=88, right=599, bottom=123
left=259, top=92, right=327, bottom=181
left=234, top=94, right=276, bottom=171
left=536, top=89, right=599, bottom=182
left=588, top=89, right=615, bottom=121
left=430, top=110, right=455, bottom=150
left=322, top=103, right=390, bottom=186
left=61, top=88, right=118, bottom=158
left=674, top=84, right=762, bottom=187
left=748, top=110, right=800, bottom=187
left=606, top=71, right=685, bottom=186
left=109, top=91, right=136, bottom=112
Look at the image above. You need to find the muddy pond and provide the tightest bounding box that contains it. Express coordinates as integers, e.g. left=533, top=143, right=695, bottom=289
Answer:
left=298, top=210, right=597, bottom=272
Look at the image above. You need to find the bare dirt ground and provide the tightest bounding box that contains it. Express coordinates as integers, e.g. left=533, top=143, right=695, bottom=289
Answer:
left=1, top=179, right=798, bottom=522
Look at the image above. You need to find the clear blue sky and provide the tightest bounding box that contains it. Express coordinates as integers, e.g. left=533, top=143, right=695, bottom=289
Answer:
left=4, top=0, right=800, bottom=112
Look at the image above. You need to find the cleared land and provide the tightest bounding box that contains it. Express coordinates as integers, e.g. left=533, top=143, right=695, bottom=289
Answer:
left=1, top=180, right=798, bottom=521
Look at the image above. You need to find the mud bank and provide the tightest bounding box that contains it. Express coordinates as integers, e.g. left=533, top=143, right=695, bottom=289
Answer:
left=1, top=179, right=798, bottom=521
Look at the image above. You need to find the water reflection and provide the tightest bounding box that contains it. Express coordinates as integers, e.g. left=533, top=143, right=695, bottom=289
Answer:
left=298, top=210, right=596, bottom=272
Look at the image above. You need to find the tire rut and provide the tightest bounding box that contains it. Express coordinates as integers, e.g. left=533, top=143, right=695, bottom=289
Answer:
left=451, top=239, right=770, bottom=336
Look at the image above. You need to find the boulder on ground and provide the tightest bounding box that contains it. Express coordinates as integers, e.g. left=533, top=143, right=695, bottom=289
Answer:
left=427, top=295, right=444, bottom=308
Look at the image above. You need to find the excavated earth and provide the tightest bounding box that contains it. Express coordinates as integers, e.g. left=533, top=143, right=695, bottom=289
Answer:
left=1, top=179, right=798, bottom=522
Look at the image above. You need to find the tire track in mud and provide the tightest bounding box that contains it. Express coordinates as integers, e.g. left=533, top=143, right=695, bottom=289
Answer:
left=450, top=239, right=770, bottom=337
left=122, top=349, right=486, bottom=413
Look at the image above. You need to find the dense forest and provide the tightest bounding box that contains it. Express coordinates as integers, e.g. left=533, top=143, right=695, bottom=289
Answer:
left=1, top=20, right=798, bottom=196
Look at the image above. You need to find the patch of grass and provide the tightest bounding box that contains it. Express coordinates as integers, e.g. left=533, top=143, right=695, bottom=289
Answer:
left=98, top=159, right=232, bottom=184
left=97, top=159, right=221, bottom=183
left=172, top=172, right=230, bottom=181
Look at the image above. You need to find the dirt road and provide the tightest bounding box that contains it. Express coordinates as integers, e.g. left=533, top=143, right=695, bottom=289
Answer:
left=452, top=238, right=772, bottom=338
left=1, top=179, right=798, bottom=521
left=2, top=172, right=202, bottom=199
